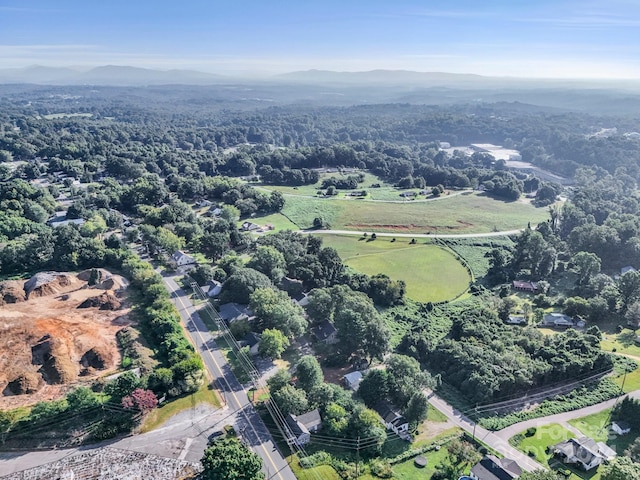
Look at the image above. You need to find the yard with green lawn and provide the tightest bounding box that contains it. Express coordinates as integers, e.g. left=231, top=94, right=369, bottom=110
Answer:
left=319, top=234, right=471, bottom=302
left=601, top=328, right=640, bottom=358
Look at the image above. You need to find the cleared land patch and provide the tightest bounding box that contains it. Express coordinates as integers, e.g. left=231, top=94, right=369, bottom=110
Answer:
left=281, top=191, right=549, bottom=233
left=0, top=270, right=132, bottom=409
left=319, top=235, right=471, bottom=302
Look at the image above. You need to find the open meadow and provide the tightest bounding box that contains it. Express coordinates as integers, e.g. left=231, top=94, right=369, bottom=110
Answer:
left=279, top=190, right=549, bottom=234
left=319, top=234, right=471, bottom=303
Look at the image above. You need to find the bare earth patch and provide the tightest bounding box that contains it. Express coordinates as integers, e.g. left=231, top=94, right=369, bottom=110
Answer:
left=0, top=270, right=132, bottom=409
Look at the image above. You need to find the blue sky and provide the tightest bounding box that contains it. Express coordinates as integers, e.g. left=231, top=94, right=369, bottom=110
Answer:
left=1, top=0, right=639, bottom=78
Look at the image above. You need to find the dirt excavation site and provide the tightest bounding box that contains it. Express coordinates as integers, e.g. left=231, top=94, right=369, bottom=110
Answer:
left=0, top=269, right=131, bottom=409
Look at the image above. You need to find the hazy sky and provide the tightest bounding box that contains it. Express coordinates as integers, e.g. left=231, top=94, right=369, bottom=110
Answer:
left=1, top=0, right=639, bottom=78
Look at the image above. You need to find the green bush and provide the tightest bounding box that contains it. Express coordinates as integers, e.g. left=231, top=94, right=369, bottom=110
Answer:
left=525, top=427, right=537, bottom=437
left=369, top=459, right=393, bottom=478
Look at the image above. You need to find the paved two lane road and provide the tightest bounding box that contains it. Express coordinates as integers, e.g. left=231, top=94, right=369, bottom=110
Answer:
left=161, top=274, right=296, bottom=480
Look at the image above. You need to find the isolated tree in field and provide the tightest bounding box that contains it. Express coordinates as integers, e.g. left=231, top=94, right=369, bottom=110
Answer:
left=258, top=329, right=289, bottom=359
left=295, top=355, right=323, bottom=393
left=201, top=437, right=265, bottom=480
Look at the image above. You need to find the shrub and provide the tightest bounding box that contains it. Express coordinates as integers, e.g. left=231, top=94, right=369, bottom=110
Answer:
left=369, top=459, right=393, bottom=478
left=525, top=427, right=537, bottom=437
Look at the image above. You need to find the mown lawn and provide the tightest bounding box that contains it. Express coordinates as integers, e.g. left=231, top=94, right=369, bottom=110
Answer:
left=601, top=328, right=640, bottom=358
left=511, top=423, right=609, bottom=480
left=281, top=191, right=549, bottom=233
left=511, top=423, right=574, bottom=464
left=390, top=447, right=450, bottom=480
left=319, top=235, right=471, bottom=302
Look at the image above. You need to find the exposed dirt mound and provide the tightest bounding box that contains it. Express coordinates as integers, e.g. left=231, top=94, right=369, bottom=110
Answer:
left=78, top=269, right=130, bottom=293
left=80, top=346, right=112, bottom=371
left=0, top=280, right=26, bottom=305
left=24, top=272, right=80, bottom=299
left=3, top=372, right=42, bottom=395
left=78, top=292, right=122, bottom=310
left=0, top=269, right=133, bottom=409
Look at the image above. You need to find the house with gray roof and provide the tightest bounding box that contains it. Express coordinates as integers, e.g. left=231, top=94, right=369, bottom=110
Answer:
left=552, top=436, right=616, bottom=471
left=470, top=455, right=521, bottom=480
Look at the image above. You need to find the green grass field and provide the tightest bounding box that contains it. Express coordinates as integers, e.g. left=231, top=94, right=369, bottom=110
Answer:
left=601, top=328, right=640, bottom=357
left=281, top=191, right=549, bottom=233
left=319, top=235, right=471, bottom=302
left=511, top=423, right=574, bottom=464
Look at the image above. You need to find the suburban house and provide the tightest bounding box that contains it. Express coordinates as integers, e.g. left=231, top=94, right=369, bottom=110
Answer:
left=218, top=303, right=255, bottom=323
left=470, top=455, right=521, bottom=480
left=241, top=221, right=261, bottom=232
left=542, top=312, right=575, bottom=328
left=374, top=402, right=410, bottom=437
left=611, top=421, right=632, bottom=435
left=47, top=211, right=86, bottom=228
left=285, top=409, right=322, bottom=446
left=343, top=371, right=364, bottom=391
left=240, top=332, right=261, bottom=355
left=205, top=280, right=223, bottom=298
left=311, top=320, right=338, bottom=344
left=552, top=437, right=617, bottom=470
left=512, top=280, right=539, bottom=293
left=506, top=315, right=527, bottom=325
left=171, top=250, right=197, bottom=267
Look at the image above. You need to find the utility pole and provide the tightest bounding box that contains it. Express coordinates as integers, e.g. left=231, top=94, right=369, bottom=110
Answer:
left=356, top=436, right=360, bottom=479
left=472, top=404, right=478, bottom=442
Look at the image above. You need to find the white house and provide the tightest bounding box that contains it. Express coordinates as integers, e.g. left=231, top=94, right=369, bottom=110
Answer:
left=206, top=280, right=223, bottom=298
left=611, top=421, right=632, bottom=435
left=374, top=402, right=409, bottom=437
left=285, top=409, right=322, bottom=446
left=171, top=250, right=197, bottom=267
left=552, top=437, right=617, bottom=471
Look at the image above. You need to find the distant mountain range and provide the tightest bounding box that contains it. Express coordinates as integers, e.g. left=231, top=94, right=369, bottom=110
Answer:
left=277, top=69, right=488, bottom=85
left=0, top=65, right=638, bottom=93
left=0, top=65, right=228, bottom=86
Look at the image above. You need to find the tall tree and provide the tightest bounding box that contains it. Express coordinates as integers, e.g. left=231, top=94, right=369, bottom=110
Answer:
left=295, top=355, right=324, bottom=393
left=201, top=438, right=265, bottom=480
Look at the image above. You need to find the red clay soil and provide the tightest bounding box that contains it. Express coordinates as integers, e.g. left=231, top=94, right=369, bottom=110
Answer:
left=0, top=271, right=132, bottom=410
